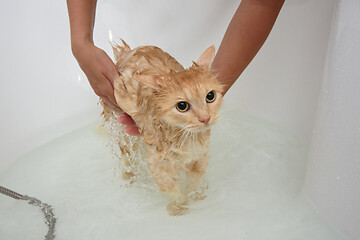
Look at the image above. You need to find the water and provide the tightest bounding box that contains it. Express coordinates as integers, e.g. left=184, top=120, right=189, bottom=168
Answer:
left=0, top=108, right=346, bottom=240
left=0, top=186, right=56, bottom=240
left=102, top=111, right=151, bottom=187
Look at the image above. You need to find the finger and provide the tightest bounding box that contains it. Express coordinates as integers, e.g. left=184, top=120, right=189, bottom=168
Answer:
left=102, top=59, right=120, bottom=102
left=99, top=80, right=119, bottom=107
left=107, top=91, right=119, bottom=107
left=119, top=113, right=137, bottom=125
left=97, top=76, right=121, bottom=110
left=105, top=95, right=121, bottom=110
left=103, top=58, right=120, bottom=87
left=101, top=96, right=119, bottom=110
left=124, top=125, right=141, bottom=136
left=104, top=74, right=120, bottom=105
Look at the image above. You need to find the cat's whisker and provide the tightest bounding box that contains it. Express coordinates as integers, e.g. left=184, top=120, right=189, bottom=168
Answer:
left=180, top=129, right=192, bottom=149
left=191, top=132, right=197, bottom=156
left=177, top=127, right=187, bottom=147
left=179, top=131, right=188, bottom=149
left=179, top=126, right=188, bottom=133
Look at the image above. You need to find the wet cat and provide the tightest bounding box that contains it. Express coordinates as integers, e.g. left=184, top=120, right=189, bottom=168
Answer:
left=102, top=40, right=223, bottom=215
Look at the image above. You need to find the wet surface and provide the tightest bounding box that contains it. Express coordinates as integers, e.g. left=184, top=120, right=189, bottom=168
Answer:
left=0, top=108, right=346, bottom=240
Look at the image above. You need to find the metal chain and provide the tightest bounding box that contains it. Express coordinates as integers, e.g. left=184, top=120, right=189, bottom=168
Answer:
left=0, top=185, right=56, bottom=240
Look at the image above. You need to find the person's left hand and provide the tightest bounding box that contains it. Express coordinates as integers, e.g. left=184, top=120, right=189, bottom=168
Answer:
left=119, top=113, right=141, bottom=136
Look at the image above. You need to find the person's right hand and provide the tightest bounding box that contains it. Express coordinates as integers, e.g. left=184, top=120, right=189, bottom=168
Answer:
left=66, top=0, right=140, bottom=135
left=119, top=113, right=141, bottom=136
left=72, top=41, right=141, bottom=136
left=72, top=41, right=120, bottom=110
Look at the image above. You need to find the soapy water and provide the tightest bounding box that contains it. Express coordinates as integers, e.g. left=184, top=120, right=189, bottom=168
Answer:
left=0, top=108, right=346, bottom=240
left=103, top=111, right=149, bottom=185
left=103, top=111, right=157, bottom=189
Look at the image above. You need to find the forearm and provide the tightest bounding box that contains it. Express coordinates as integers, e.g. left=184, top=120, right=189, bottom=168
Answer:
left=66, top=0, right=97, bottom=53
left=66, top=0, right=121, bottom=110
left=212, top=0, right=285, bottom=95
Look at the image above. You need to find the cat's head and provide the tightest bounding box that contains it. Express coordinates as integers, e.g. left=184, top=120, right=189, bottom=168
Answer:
left=137, top=46, right=223, bottom=132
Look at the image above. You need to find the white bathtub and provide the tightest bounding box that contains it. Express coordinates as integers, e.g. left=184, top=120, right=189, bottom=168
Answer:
left=0, top=0, right=358, bottom=239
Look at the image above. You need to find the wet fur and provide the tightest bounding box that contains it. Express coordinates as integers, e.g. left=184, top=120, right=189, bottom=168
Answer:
left=102, top=40, right=223, bottom=215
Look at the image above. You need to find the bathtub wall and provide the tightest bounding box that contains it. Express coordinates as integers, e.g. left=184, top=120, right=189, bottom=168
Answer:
left=225, top=0, right=336, bottom=143
left=305, top=1, right=360, bottom=239
left=0, top=0, right=100, bottom=172
left=0, top=0, right=336, bottom=172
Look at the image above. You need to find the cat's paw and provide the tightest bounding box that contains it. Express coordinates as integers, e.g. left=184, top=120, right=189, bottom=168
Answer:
left=187, top=184, right=208, bottom=201
left=188, top=191, right=207, bottom=201
left=122, top=171, right=135, bottom=181
left=167, top=201, right=188, bottom=216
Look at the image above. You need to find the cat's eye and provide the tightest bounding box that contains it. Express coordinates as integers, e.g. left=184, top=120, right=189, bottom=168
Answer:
left=206, top=91, right=216, bottom=103
left=176, top=101, right=190, bottom=112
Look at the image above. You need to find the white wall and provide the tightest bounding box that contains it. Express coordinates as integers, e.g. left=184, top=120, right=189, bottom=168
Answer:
left=305, top=1, right=360, bottom=239
left=0, top=0, right=100, bottom=172
left=225, top=0, right=337, bottom=143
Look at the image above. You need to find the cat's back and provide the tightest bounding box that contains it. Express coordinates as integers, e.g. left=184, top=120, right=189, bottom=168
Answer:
left=113, top=41, right=184, bottom=76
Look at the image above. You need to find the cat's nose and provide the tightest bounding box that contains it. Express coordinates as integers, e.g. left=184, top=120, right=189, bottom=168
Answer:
left=199, top=116, right=210, bottom=125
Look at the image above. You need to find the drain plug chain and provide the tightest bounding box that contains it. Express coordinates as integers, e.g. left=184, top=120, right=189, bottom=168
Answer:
left=0, top=185, right=56, bottom=240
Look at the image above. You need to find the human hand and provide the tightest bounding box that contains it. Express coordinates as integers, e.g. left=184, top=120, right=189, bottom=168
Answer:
left=118, top=113, right=141, bottom=136
left=72, top=41, right=141, bottom=135
left=72, top=41, right=120, bottom=109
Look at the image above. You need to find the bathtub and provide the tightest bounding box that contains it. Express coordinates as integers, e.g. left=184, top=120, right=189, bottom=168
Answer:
left=0, top=0, right=359, bottom=239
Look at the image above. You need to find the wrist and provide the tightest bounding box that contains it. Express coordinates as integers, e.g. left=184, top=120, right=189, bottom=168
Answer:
left=71, top=37, right=94, bottom=58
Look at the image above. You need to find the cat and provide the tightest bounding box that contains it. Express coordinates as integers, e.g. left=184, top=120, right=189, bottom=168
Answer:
left=102, top=40, right=223, bottom=215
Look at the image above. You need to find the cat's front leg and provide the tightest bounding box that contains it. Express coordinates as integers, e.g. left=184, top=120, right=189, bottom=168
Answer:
left=147, top=153, right=187, bottom=216
left=185, top=155, right=209, bottom=201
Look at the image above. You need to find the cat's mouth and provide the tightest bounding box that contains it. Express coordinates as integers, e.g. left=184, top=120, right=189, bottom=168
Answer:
left=181, top=116, right=219, bottom=133
left=185, top=123, right=211, bottom=132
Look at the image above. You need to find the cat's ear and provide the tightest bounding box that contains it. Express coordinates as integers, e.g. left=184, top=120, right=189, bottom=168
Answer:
left=195, top=45, right=216, bottom=68
left=136, top=75, right=161, bottom=89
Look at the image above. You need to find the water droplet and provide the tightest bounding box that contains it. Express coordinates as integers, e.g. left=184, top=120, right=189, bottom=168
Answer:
left=108, top=30, right=113, bottom=42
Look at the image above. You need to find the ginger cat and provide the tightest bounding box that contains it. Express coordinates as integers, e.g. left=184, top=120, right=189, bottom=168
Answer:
left=102, top=40, right=223, bottom=215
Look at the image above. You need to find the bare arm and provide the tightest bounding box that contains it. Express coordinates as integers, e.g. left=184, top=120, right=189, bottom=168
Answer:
left=67, top=0, right=119, bottom=109
left=211, top=0, right=285, bottom=95
left=67, top=0, right=140, bottom=135
left=67, top=0, right=96, bottom=48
